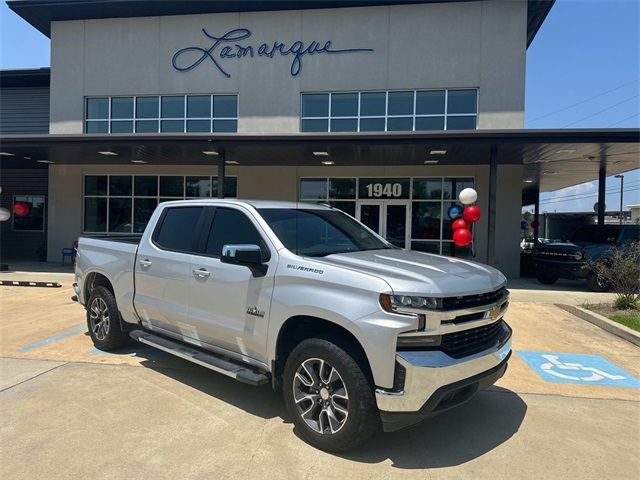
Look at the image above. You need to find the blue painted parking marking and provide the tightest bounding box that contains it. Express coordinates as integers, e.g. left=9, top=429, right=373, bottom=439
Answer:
left=517, top=351, right=640, bottom=388
left=19, top=325, right=87, bottom=352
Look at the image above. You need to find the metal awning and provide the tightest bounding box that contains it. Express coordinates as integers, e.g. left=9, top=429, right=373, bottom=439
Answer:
left=1, top=129, right=638, bottom=196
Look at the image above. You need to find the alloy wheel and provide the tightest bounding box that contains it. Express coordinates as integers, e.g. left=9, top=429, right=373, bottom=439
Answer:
left=89, top=297, right=110, bottom=341
left=293, top=358, right=349, bottom=434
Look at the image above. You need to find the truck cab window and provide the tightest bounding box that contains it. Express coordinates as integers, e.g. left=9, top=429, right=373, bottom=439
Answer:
left=154, top=206, right=203, bottom=253
left=205, top=208, right=268, bottom=258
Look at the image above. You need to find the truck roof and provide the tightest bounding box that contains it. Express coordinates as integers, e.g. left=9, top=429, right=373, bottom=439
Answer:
left=158, top=199, right=333, bottom=210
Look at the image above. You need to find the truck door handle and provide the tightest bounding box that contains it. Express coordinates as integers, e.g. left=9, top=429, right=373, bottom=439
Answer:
left=139, top=259, right=152, bottom=268
left=193, top=268, right=211, bottom=279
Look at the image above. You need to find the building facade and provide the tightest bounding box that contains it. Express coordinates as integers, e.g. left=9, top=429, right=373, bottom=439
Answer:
left=2, top=0, right=558, bottom=277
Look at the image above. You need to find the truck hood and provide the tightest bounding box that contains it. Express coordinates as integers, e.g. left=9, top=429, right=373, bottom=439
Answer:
left=315, top=249, right=507, bottom=296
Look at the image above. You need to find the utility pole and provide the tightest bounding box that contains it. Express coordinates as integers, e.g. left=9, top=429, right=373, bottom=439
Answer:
left=614, top=174, right=624, bottom=225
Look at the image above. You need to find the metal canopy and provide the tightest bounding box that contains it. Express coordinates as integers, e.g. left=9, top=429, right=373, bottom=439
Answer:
left=1, top=129, right=637, bottom=197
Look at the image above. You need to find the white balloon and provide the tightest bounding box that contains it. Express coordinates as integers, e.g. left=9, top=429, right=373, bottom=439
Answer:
left=458, top=188, right=478, bottom=205
left=0, top=207, right=10, bottom=222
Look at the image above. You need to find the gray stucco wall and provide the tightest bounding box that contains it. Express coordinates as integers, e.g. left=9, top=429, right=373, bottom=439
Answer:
left=49, top=1, right=527, bottom=134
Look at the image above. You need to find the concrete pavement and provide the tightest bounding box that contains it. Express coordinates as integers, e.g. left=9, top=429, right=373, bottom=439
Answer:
left=0, top=274, right=638, bottom=479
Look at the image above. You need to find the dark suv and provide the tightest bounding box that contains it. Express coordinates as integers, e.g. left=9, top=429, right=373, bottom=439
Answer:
left=533, top=224, right=640, bottom=292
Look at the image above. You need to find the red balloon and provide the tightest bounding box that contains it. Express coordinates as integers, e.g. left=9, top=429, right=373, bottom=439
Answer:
left=13, top=201, right=30, bottom=217
left=463, top=205, right=481, bottom=223
left=531, top=220, right=539, bottom=229
left=453, top=228, right=473, bottom=247
left=451, top=218, right=468, bottom=231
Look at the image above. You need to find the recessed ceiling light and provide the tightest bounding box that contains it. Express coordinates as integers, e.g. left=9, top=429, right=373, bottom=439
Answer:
left=543, top=171, right=559, bottom=175
left=225, top=160, right=239, bottom=165
left=429, top=150, right=447, bottom=155
left=424, top=160, right=439, bottom=164
left=24, top=156, right=32, bottom=160
left=556, top=149, right=576, bottom=154
left=202, top=150, right=219, bottom=156
left=313, top=151, right=329, bottom=157
left=0, top=152, right=15, bottom=156
left=524, top=179, right=533, bottom=183
left=37, top=160, right=55, bottom=164
left=321, top=160, right=335, bottom=165
left=98, top=151, right=118, bottom=156
left=131, top=160, right=147, bottom=164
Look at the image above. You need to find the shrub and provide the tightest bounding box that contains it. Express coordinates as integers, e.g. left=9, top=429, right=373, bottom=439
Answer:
left=589, top=241, right=640, bottom=310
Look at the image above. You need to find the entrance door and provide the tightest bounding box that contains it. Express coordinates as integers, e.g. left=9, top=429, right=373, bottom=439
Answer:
left=357, top=200, right=409, bottom=248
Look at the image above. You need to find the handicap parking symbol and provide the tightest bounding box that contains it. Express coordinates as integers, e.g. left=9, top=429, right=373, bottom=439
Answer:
left=517, top=351, right=640, bottom=388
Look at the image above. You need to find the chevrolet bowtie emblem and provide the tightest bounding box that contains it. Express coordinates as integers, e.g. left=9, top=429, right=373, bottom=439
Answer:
left=489, top=306, right=501, bottom=320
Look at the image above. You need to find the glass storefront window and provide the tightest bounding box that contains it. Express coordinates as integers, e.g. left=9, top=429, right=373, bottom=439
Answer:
left=329, top=178, right=356, bottom=199
left=82, top=175, right=237, bottom=233
left=411, top=202, right=441, bottom=240
left=85, top=95, right=238, bottom=134
left=300, top=178, right=328, bottom=199
left=301, top=89, right=478, bottom=132
left=12, top=195, right=46, bottom=231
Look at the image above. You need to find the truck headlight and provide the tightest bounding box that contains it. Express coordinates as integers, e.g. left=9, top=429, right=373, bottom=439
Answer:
left=573, top=251, right=584, bottom=261
left=380, top=294, right=439, bottom=313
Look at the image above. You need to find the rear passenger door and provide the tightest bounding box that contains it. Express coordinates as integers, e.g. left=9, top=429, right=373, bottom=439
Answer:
left=134, top=205, right=207, bottom=336
left=188, top=206, right=276, bottom=363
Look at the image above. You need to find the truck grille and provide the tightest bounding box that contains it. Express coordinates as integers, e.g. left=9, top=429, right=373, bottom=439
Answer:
left=534, top=249, right=580, bottom=262
left=441, top=287, right=507, bottom=311
left=440, top=320, right=506, bottom=359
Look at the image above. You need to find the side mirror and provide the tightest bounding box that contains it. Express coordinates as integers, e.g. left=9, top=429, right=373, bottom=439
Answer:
left=221, top=244, right=267, bottom=276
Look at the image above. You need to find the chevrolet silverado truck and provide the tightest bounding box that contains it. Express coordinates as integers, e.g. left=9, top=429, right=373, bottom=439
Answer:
left=74, top=200, right=511, bottom=452
left=533, top=224, right=639, bottom=292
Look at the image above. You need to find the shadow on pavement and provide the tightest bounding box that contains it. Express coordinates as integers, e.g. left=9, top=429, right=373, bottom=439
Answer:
left=337, top=387, right=527, bottom=469
left=507, top=277, right=591, bottom=293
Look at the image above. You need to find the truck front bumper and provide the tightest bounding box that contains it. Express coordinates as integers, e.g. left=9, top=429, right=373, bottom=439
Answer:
left=375, top=321, right=512, bottom=432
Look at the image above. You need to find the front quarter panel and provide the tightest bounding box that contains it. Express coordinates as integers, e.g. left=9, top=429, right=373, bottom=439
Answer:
left=267, top=251, right=418, bottom=388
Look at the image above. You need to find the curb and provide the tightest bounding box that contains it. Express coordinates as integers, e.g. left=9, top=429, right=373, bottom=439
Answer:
left=557, top=304, right=640, bottom=347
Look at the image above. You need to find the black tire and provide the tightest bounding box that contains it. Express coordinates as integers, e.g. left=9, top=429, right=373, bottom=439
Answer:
left=282, top=337, right=379, bottom=452
left=586, top=272, right=610, bottom=292
left=536, top=272, right=558, bottom=285
left=86, top=286, right=128, bottom=351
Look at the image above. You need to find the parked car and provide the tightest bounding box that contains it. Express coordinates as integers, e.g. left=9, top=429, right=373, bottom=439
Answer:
left=533, top=224, right=640, bottom=292
left=74, top=200, right=511, bottom=451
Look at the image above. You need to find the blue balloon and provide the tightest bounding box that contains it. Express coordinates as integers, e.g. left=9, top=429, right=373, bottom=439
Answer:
left=521, top=220, right=529, bottom=230
left=447, top=204, right=464, bottom=220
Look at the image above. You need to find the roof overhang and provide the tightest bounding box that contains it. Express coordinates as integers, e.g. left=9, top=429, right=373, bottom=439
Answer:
left=8, top=0, right=554, bottom=46
left=0, top=67, right=51, bottom=87
left=1, top=129, right=637, bottom=199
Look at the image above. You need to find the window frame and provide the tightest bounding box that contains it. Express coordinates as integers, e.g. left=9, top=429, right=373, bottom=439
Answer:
left=300, top=88, right=479, bottom=133
left=82, top=174, right=238, bottom=234
left=12, top=195, right=46, bottom=232
left=84, top=94, right=239, bottom=134
left=151, top=205, right=209, bottom=255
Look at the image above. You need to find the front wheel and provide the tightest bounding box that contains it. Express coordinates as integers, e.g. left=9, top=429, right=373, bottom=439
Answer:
left=536, top=271, right=558, bottom=285
left=586, top=272, right=610, bottom=292
left=87, top=286, right=128, bottom=351
left=282, top=337, right=379, bottom=452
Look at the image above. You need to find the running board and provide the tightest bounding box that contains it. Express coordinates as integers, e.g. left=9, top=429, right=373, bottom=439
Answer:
left=130, top=330, right=269, bottom=386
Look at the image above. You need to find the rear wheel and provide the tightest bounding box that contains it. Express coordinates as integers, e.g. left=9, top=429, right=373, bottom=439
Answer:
left=586, top=272, right=610, bottom=292
left=283, top=337, right=379, bottom=452
left=87, top=286, right=128, bottom=351
left=536, top=271, right=558, bottom=285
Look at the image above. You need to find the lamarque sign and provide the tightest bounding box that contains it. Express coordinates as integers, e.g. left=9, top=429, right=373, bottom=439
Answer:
left=172, top=28, right=374, bottom=78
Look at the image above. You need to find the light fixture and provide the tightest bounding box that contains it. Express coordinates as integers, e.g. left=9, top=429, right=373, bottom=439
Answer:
left=37, top=160, right=55, bottom=164
left=24, top=156, right=31, bottom=160
left=98, top=151, right=118, bottom=156
left=424, top=160, right=439, bottom=164
left=556, top=149, right=576, bottom=154
left=202, top=150, right=219, bottom=156
left=524, top=179, right=533, bottom=183
left=0, top=152, right=15, bottom=156
left=131, top=160, right=147, bottom=164
left=321, top=160, right=335, bottom=165
left=429, top=150, right=447, bottom=155
left=313, top=151, right=329, bottom=157
left=225, top=160, right=239, bottom=165
left=543, top=170, right=559, bottom=175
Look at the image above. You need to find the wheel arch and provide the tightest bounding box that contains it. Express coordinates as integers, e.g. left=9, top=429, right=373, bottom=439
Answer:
left=83, top=271, right=114, bottom=304
left=273, top=315, right=374, bottom=390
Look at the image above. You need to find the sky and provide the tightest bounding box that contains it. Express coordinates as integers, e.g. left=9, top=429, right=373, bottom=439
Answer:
left=0, top=0, right=638, bottom=213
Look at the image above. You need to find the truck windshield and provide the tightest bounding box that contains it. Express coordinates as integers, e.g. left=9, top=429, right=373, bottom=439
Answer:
left=570, top=226, right=620, bottom=244
left=258, top=208, right=392, bottom=257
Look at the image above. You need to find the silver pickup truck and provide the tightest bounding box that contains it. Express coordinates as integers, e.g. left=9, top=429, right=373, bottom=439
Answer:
left=74, top=199, right=511, bottom=452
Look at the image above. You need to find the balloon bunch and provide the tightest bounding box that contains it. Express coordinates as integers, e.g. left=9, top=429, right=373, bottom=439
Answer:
left=447, top=188, right=481, bottom=248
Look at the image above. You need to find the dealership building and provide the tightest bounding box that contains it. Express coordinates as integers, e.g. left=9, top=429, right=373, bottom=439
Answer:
left=1, top=0, right=638, bottom=276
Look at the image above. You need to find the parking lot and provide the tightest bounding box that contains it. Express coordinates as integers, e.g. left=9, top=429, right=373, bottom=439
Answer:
left=1, top=270, right=638, bottom=480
